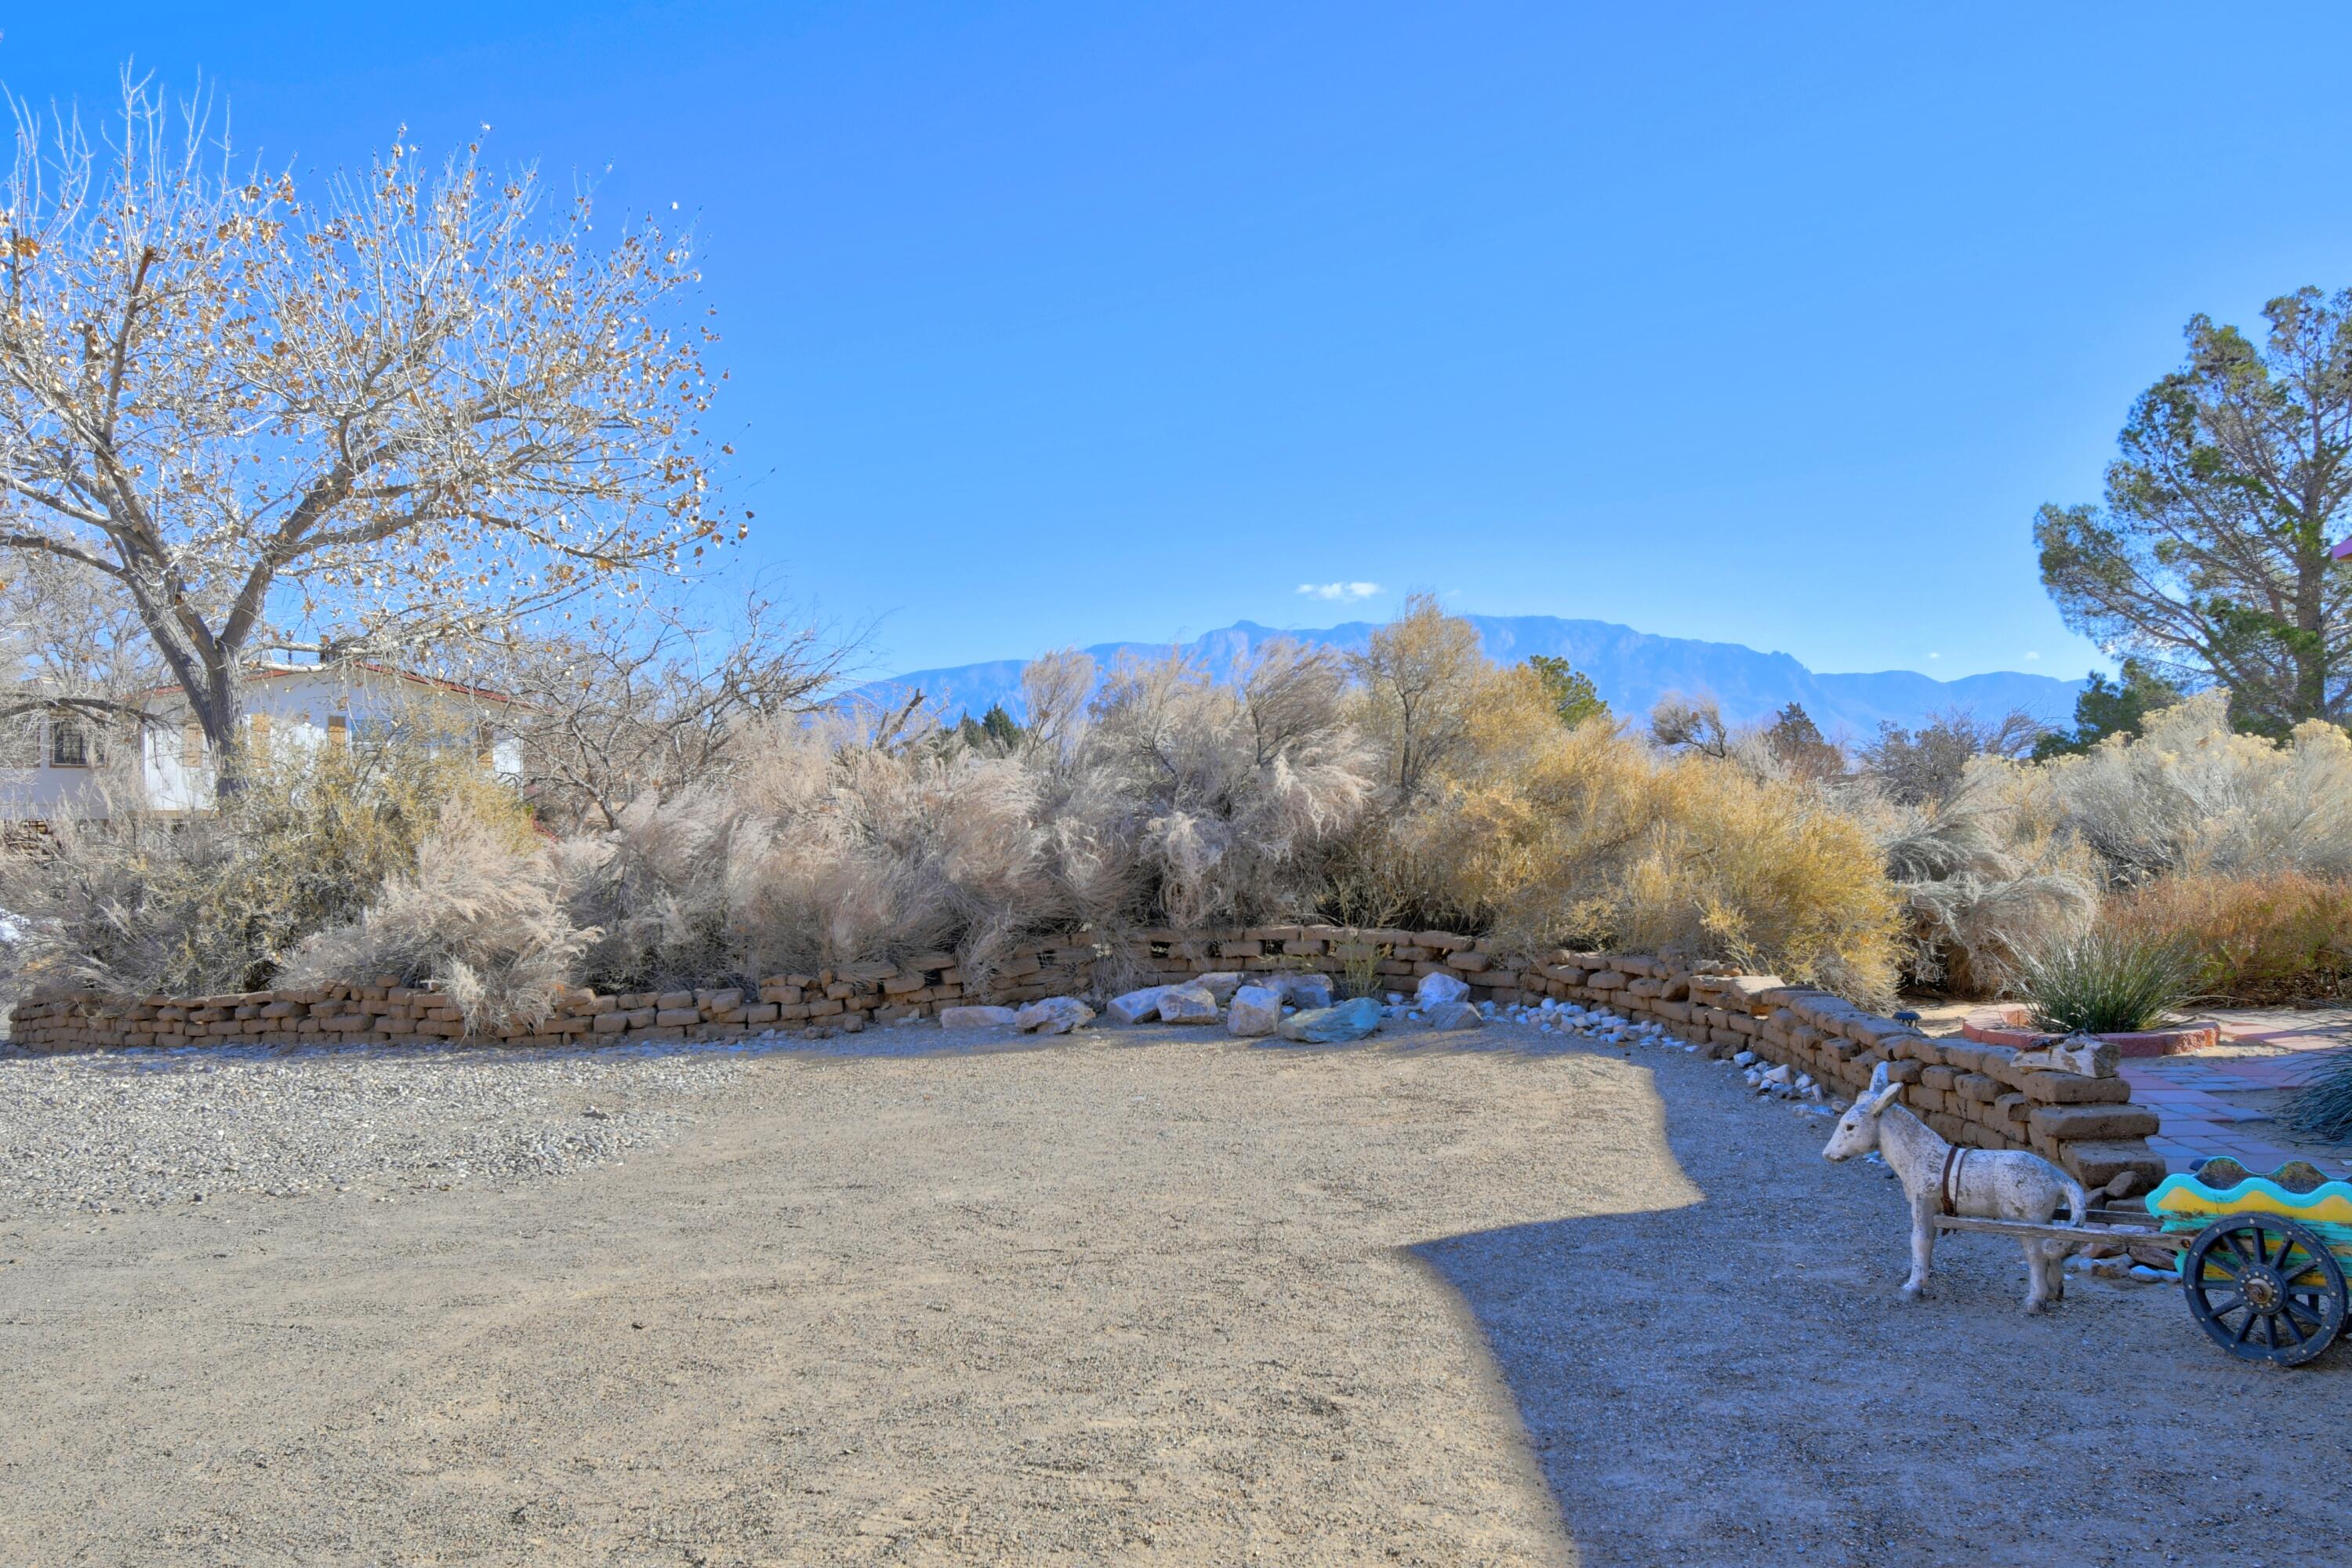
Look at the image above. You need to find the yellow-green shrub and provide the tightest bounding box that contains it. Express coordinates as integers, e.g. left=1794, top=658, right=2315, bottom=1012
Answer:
left=1399, top=668, right=1904, bottom=1002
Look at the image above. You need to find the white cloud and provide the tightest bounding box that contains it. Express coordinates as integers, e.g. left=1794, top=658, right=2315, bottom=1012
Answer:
left=2024, top=651, right=2042, bottom=661
left=1297, top=581, right=1381, bottom=602
left=1927, top=652, right=1942, bottom=660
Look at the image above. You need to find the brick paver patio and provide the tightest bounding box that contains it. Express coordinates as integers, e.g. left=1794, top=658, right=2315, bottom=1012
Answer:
left=2122, top=1007, right=2352, bottom=1181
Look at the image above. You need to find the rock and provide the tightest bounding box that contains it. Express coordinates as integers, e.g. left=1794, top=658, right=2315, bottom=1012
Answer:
left=2016, top=1033, right=2121, bottom=1079
left=1732, top=1050, right=1757, bottom=1066
left=1278, top=996, right=1383, bottom=1044
left=1105, top=987, right=1170, bottom=1025
left=1156, top=985, right=1221, bottom=1024
left=1415, top=971, right=1470, bottom=1007
left=1227, top=985, right=1283, bottom=1036
left=1013, top=997, right=1094, bottom=1035
left=1278, top=973, right=1334, bottom=1010
left=1194, top=971, right=1247, bottom=1003
left=938, top=1005, right=1018, bottom=1028
left=1423, top=1000, right=1484, bottom=1030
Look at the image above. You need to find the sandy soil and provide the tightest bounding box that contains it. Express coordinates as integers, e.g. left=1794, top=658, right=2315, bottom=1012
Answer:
left=3, top=1023, right=2346, bottom=1566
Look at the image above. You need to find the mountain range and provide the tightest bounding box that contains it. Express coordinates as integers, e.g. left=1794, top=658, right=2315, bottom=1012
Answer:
left=848, top=615, right=2088, bottom=740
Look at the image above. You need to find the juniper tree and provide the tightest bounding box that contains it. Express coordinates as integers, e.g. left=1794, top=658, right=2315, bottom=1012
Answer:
left=2038, top=288, right=2352, bottom=735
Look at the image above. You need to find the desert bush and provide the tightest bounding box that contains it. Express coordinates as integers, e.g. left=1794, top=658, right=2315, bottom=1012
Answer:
left=1871, top=758, right=2100, bottom=994
left=1349, top=593, right=1491, bottom=800
left=285, top=802, right=594, bottom=1031
left=2013, top=927, right=2199, bottom=1034
left=1402, top=667, right=1904, bottom=1001
left=558, top=640, right=1380, bottom=993
left=0, top=735, right=530, bottom=999
left=2041, top=692, right=2352, bottom=881
left=2104, top=872, right=2352, bottom=1004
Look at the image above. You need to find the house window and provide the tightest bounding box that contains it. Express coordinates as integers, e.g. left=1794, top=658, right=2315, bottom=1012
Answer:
left=49, top=717, right=93, bottom=768
left=182, top=720, right=205, bottom=768
left=249, top=713, right=272, bottom=748
left=326, top=713, right=349, bottom=750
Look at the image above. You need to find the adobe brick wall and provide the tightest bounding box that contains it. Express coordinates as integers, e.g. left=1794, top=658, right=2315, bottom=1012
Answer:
left=4, top=926, right=2167, bottom=1192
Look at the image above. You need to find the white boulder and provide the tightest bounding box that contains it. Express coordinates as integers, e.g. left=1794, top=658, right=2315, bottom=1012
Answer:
left=1157, top=985, right=1221, bottom=1024
left=1195, top=971, right=1247, bottom=1003
left=1415, top=971, right=1471, bottom=1008
left=1227, top=985, right=1283, bottom=1036
left=1014, top=996, right=1095, bottom=1035
left=1105, top=986, right=1171, bottom=1025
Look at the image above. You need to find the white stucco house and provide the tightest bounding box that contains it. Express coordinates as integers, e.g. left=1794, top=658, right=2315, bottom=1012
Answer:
left=1, top=659, right=524, bottom=823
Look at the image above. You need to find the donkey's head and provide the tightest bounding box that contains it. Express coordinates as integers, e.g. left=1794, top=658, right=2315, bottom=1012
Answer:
left=1822, top=1062, right=1904, bottom=1162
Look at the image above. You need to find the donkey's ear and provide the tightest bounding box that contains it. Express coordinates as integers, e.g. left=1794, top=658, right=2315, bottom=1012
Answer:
left=1867, top=1061, right=1891, bottom=1094
left=1865, top=1080, right=1905, bottom=1116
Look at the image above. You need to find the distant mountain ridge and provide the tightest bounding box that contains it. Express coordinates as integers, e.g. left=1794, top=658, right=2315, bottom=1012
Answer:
left=848, top=615, right=2086, bottom=739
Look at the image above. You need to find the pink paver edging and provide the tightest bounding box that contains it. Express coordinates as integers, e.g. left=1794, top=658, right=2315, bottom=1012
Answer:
left=1960, top=1004, right=2219, bottom=1058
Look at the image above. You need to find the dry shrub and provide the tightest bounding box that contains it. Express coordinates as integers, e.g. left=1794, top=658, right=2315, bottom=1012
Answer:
left=560, top=640, right=1380, bottom=993
left=2042, top=692, right=2352, bottom=880
left=2106, top=872, right=2352, bottom=1004
left=0, top=735, right=528, bottom=1000
left=1872, top=758, right=2100, bottom=994
left=286, top=802, right=594, bottom=1032
left=1403, top=667, right=1904, bottom=1002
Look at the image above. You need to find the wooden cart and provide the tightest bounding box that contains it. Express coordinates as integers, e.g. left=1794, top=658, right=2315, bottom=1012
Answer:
left=1933, top=1159, right=2352, bottom=1367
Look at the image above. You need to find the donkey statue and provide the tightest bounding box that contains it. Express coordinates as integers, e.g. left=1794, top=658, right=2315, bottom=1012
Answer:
left=1822, top=1062, right=2087, bottom=1312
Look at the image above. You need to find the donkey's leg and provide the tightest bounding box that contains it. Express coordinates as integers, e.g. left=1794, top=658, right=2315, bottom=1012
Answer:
left=2020, top=1239, right=2053, bottom=1313
left=1901, top=1202, right=1934, bottom=1300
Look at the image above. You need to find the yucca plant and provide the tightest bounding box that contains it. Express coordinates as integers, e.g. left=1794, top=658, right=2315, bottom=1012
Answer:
left=2285, top=1055, right=2352, bottom=1145
left=2014, top=927, right=2198, bottom=1035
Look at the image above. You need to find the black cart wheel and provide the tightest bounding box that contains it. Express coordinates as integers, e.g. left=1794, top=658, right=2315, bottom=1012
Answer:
left=2181, top=1215, right=2347, bottom=1367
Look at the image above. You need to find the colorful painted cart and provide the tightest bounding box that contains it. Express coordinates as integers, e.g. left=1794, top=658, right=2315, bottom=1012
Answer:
left=2147, top=1160, right=2351, bottom=1367
left=1932, top=1157, right=2352, bottom=1367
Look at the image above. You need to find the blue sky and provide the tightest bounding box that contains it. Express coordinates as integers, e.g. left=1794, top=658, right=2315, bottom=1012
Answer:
left=10, top=3, right=2352, bottom=683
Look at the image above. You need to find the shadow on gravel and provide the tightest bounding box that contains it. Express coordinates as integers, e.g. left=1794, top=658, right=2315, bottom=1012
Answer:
left=1406, top=1044, right=2352, bottom=1568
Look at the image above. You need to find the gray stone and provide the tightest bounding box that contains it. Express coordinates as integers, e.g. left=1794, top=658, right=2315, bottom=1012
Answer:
left=1279, top=973, right=1334, bottom=1010
left=1157, top=985, right=1221, bottom=1024
left=1422, top=1000, right=1484, bottom=1030
left=1227, top=985, right=1283, bottom=1036
left=1415, top=971, right=1471, bottom=1008
left=1278, top=996, right=1383, bottom=1044
left=938, top=1005, right=1018, bottom=1029
left=1105, top=986, right=1170, bottom=1025
left=1194, top=971, right=1247, bottom=1003
left=1014, top=996, right=1094, bottom=1036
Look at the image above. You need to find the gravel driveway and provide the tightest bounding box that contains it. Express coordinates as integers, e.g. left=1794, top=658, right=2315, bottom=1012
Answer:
left=2, top=1022, right=2345, bottom=1566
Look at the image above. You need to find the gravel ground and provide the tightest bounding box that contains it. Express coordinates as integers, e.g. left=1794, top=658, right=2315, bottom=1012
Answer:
left=0, top=1040, right=762, bottom=1211
left=3, top=1018, right=2347, bottom=1566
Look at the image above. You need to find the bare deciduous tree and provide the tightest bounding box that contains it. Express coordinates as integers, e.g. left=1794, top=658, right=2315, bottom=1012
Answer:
left=1, top=550, right=164, bottom=760
left=0, top=71, right=731, bottom=787
left=492, top=592, right=848, bottom=832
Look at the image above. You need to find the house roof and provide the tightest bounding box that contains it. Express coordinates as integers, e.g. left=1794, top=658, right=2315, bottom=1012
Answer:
left=141, top=660, right=521, bottom=707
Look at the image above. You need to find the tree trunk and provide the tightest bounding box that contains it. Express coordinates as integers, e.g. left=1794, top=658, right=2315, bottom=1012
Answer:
left=2296, top=548, right=2329, bottom=724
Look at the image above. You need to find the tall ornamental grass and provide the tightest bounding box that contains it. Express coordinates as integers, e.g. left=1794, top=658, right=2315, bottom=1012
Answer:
left=2014, top=928, right=2199, bottom=1035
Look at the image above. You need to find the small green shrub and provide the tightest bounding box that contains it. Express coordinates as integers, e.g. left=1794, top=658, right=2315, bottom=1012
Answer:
left=2015, top=927, right=2198, bottom=1034
left=1333, top=937, right=1389, bottom=1001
